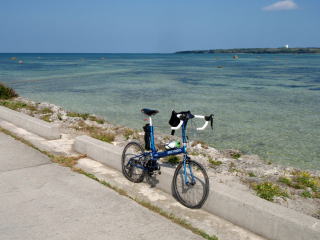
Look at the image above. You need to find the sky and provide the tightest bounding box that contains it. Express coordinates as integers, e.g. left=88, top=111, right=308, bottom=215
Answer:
left=0, top=0, right=319, bottom=53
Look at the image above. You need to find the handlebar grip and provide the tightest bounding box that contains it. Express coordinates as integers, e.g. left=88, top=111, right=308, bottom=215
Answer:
left=194, top=114, right=214, bottom=130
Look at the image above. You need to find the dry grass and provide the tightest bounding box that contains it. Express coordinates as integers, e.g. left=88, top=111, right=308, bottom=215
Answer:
left=0, top=100, right=37, bottom=111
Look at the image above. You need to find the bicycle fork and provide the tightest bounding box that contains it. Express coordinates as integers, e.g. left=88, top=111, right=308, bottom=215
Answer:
left=183, top=155, right=196, bottom=185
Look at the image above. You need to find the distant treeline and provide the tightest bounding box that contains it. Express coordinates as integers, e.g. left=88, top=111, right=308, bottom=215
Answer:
left=175, top=48, right=320, bottom=54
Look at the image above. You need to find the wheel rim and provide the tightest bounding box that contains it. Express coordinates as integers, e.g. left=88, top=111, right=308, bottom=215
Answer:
left=174, top=161, right=208, bottom=208
left=123, top=144, right=145, bottom=181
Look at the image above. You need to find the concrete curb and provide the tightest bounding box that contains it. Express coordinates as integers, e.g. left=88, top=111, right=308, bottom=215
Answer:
left=0, top=106, right=60, bottom=140
left=74, top=135, right=320, bottom=240
left=0, top=120, right=76, bottom=156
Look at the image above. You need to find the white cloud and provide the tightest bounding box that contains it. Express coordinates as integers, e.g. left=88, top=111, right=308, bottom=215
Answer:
left=263, top=0, right=298, bottom=11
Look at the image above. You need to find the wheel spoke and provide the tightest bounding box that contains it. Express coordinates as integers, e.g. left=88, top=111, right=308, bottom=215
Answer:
left=173, top=160, right=209, bottom=208
left=121, top=142, right=145, bottom=183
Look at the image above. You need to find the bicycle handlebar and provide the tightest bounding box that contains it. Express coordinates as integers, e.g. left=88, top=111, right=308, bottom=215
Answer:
left=170, top=113, right=214, bottom=131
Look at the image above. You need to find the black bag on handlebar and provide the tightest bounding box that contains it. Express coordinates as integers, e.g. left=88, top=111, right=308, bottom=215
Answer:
left=169, top=110, right=181, bottom=136
left=143, top=124, right=151, bottom=150
left=169, top=110, right=180, bottom=127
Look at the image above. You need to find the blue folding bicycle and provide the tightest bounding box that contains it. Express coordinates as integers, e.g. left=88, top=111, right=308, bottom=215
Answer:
left=121, top=109, right=213, bottom=209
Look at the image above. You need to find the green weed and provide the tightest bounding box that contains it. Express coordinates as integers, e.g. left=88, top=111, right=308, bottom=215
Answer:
left=88, top=115, right=105, bottom=124
left=208, top=158, right=222, bottom=166
left=0, top=100, right=37, bottom=111
left=0, top=83, right=18, bottom=99
left=40, top=114, right=52, bottom=122
left=301, top=191, right=313, bottom=198
left=164, top=155, right=180, bottom=165
left=253, top=182, right=289, bottom=201
left=67, top=111, right=90, bottom=120
left=38, top=107, right=53, bottom=114
left=92, top=132, right=115, bottom=143
left=231, top=152, right=241, bottom=159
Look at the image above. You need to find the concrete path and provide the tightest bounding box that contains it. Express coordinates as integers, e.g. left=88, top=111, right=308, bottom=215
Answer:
left=0, top=132, right=202, bottom=240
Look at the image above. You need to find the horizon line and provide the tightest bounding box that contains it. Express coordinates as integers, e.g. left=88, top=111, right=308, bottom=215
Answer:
left=1, top=47, right=320, bottom=54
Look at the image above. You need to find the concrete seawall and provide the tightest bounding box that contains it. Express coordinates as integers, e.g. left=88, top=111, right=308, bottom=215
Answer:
left=0, top=106, right=60, bottom=140
left=74, top=135, right=320, bottom=240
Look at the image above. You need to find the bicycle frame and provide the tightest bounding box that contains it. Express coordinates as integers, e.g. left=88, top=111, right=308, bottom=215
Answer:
left=142, top=116, right=193, bottom=184
left=148, top=116, right=187, bottom=158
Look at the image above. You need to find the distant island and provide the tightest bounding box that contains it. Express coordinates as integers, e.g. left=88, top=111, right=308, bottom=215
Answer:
left=175, top=47, right=320, bottom=54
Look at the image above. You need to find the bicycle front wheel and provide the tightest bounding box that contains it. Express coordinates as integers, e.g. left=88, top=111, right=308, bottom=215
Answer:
left=173, top=160, right=209, bottom=209
left=121, top=142, right=145, bottom=183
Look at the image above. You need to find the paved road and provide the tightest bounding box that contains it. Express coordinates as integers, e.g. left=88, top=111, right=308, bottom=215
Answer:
left=0, top=132, right=202, bottom=240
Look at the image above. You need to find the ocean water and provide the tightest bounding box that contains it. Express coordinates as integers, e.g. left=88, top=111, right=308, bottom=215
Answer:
left=0, top=53, right=319, bottom=170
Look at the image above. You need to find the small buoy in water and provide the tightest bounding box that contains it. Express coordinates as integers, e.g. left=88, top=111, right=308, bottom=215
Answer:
left=18, top=60, right=24, bottom=64
left=10, top=57, right=17, bottom=60
left=233, top=55, right=239, bottom=59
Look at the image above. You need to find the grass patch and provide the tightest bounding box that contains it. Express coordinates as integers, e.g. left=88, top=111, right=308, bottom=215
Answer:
left=74, top=121, right=97, bottom=132
left=208, top=157, right=222, bottom=167
left=52, top=155, right=84, bottom=168
left=92, top=132, right=115, bottom=143
left=164, top=155, right=180, bottom=165
left=301, top=190, right=313, bottom=198
left=278, top=172, right=320, bottom=198
left=40, top=114, right=52, bottom=122
left=67, top=111, right=90, bottom=120
left=0, top=83, right=18, bottom=99
left=0, top=100, right=37, bottom=111
left=73, top=121, right=115, bottom=143
left=88, top=115, right=105, bottom=124
left=230, top=152, right=241, bottom=159
left=279, top=177, right=292, bottom=185
left=248, top=172, right=256, bottom=177
left=123, top=128, right=134, bottom=140
left=38, top=107, right=53, bottom=114
left=293, top=171, right=320, bottom=191
left=253, top=182, right=289, bottom=201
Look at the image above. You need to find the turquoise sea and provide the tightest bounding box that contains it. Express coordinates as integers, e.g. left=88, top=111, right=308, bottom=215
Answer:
left=0, top=53, right=319, bottom=170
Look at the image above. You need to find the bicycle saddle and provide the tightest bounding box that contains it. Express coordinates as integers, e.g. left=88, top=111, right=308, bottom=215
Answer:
left=141, top=108, right=159, bottom=116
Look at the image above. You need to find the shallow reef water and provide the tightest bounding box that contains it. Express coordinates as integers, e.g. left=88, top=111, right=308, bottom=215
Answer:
left=1, top=53, right=319, bottom=170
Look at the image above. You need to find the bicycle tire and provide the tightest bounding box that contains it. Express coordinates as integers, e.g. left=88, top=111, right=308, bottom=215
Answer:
left=121, top=142, right=145, bottom=183
left=172, top=159, right=209, bottom=209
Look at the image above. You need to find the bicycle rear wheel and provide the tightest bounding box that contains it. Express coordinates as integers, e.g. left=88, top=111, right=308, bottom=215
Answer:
left=121, top=142, right=145, bottom=183
left=172, top=159, right=209, bottom=209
